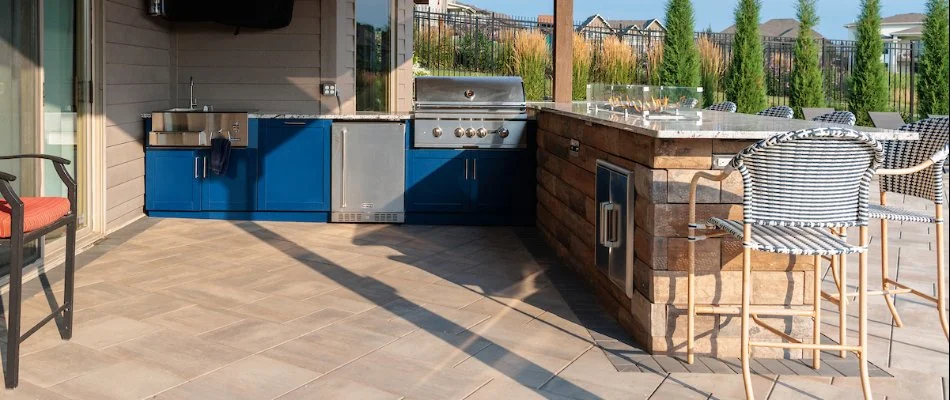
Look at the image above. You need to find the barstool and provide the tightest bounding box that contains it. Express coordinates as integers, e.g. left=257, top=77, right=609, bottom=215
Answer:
left=756, top=105, right=794, bottom=119
left=706, top=101, right=738, bottom=113
left=868, top=117, right=948, bottom=339
left=813, top=111, right=857, bottom=126
left=685, top=127, right=883, bottom=399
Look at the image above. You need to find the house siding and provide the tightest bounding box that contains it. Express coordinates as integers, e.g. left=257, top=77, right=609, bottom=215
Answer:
left=103, top=0, right=173, bottom=232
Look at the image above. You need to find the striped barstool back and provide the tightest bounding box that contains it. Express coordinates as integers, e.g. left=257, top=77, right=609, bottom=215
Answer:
left=683, top=98, right=699, bottom=108
left=731, top=127, right=883, bottom=228
left=880, top=117, right=949, bottom=203
left=813, top=111, right=857, bottom=126
left=706, top=101, right=737, bottom=112
left=756, top=105, right=794, bottom=119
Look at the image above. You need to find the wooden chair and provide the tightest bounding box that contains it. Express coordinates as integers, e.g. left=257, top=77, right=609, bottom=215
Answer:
left=802, top=107, right=834, bottom=121
left=686, top=128, right=883, bottom=399
left=0, top=154, right=77, bottom=389
left=868, top=112, right=905, bottom=129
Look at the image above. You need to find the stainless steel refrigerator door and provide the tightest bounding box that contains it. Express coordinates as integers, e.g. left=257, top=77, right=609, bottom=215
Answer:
left=331, top=122, right=406, bottom=222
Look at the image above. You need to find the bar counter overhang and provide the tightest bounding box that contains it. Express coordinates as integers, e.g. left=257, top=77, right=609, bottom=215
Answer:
left=529, top=102, right=916, bottom=358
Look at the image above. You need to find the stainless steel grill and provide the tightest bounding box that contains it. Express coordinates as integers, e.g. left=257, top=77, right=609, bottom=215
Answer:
left=413, top=76, right=528, bottom=149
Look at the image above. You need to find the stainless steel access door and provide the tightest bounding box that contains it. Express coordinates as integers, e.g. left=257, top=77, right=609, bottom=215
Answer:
left=595, top=160, right=635, bottom=298
left=331, top=122, right=406, bottom=223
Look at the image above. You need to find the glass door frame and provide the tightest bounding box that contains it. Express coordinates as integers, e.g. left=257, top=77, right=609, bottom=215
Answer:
left=37, top=0, right=106, bottom=263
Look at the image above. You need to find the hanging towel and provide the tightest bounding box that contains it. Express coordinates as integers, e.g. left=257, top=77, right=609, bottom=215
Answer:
left=209, top=136, right=232, bottom=175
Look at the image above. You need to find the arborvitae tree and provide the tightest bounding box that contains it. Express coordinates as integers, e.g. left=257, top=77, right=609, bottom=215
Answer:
left=726, top=0, right=767, bottom=113
left=917, top=0, right=949, bottom=119
left=659, top=0, right=700, bottom=86
left=848, top=0, right=888, bottom=126
left=789, top=0, right=825, bottom=118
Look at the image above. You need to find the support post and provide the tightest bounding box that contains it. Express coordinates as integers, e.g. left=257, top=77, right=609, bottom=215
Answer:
left=552, top=0, right=573, bottom=102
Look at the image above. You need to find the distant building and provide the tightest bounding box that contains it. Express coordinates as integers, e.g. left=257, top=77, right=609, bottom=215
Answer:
left=844, top=13, right=924, bottom=73
left=844, top=12, right=924, bottom=41
left=721, top=18, right=824, bottom=39
left=567, top=14, right=666, bottom=47
left=414, top=0, right=448, bottom=13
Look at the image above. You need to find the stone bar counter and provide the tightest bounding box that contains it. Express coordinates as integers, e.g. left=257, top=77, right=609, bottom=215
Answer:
left=531, top=102, right=916, bottom=358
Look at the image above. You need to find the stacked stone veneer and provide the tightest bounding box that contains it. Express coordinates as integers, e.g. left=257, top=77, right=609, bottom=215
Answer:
left=535, top=111, right=816, bottom=359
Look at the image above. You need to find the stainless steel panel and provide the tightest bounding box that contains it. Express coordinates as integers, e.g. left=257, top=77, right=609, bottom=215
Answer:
left=414, top=76, right=526, bottom=106
left=331, top=122, right=406, bottom=223
left=414, top=119, right=527, bottom=149
left=148, top=111, right=248, bottom=147
left=596, top=160, right=634, bottom=298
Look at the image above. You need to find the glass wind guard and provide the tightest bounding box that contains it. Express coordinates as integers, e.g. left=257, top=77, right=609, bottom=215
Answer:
left=585, top=84, right=703, bottom=121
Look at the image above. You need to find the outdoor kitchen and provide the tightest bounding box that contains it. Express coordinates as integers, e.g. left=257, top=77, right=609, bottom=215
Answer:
left=2, top=0, right=947, bottom=398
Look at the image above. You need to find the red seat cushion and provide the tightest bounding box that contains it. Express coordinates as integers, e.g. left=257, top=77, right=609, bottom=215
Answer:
left=0, top=197, right=71, bottom=238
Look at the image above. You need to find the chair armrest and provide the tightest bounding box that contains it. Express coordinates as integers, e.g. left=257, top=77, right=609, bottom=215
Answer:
left=877, top=160, right=936, bottom=175
left=931, top=145, right=948, bottom=163
left=0, top=171, right=16, bottom=182
left=0, top=154, right=71, bottom=165
left=688, top=168, right=735, bottom=229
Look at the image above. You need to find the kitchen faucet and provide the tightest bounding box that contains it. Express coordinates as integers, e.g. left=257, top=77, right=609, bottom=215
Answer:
left=189, top=76, right=198, bottom=109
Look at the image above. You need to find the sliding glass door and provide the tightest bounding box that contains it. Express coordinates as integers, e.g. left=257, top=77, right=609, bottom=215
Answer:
left=1, top=0, right=41, bottom=271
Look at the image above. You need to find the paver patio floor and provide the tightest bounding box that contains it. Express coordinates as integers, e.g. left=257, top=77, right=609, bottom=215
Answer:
left=2, top=182, right=947, bottom=399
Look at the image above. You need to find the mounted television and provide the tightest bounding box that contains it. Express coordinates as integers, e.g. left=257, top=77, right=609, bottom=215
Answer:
left=147, top=0, right=295, bottom=30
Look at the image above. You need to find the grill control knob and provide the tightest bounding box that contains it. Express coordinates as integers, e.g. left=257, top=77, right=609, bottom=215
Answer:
left=498, top=128, right=510, bottom=138
left=476, top=128, right=488, bottom=138
left=465, top=128, right=476, bottom=138
left=432, top=127, right=443, bottom=137
left=454, top=128, right=465, bottom=138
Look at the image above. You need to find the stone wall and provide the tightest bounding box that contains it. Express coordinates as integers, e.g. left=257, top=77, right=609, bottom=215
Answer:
left=535, top=111, right=816, bottom=358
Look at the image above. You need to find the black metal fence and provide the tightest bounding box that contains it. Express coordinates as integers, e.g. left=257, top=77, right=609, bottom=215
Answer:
left=413, top=11, right=920, bottom=119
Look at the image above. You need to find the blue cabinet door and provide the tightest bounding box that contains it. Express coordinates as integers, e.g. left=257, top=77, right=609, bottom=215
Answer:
left=145, top=150, right=202, bottom=211
left=471, top=151, right=535, bottom=213
left=258, top=120, right=331, bottom=211
left=201, top=149, right=258, bottom=211
left=406, top=150, right=470, bottom=212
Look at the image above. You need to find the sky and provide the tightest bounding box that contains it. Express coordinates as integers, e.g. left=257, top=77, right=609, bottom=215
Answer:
left=457, top=0, right=928, bottom=40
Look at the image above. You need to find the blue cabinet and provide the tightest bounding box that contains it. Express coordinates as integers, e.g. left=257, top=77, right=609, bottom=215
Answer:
left=145, top=150, right=202, bottom=211
left=202, top=149, right=258, bottom=211
left=258, top=120, right=331, bottom=211
left=406, top=149, right=535, bottom=215
left=472, top=151, right=535, bottom=213
left=406, top=150, right=469, bottom=212
left=145, top=149, right=258, bottom=212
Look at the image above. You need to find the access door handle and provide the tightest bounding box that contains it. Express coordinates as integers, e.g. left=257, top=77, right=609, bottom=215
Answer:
left=599, top=202, right=621, bottom=248
left=340, top=128, right=347, bottom=208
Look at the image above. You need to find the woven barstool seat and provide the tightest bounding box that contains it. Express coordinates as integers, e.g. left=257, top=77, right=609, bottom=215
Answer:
left=868, top=204, right=939, bottom=223
left=706, top=218, right=865, bottom=255
left=706, top=101, right=737, bottom=112
left=756, top=105, right=794, bottom=119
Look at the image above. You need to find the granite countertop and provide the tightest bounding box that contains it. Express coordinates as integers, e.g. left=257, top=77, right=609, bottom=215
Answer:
left=530, top=102, right=918, bottom=141
left=142, top=111, right=412, bottom=120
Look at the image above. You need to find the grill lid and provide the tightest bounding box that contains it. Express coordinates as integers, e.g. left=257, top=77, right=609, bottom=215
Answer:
left=414, top=76, right=526, bottom=108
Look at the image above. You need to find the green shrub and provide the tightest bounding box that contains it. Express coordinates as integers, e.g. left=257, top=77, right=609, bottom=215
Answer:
left=848, top=0, right=889, bottom=126
left=414, top=26, right=455, bottom=70
left=659, top=0, right=700, bottom=86
left=697, top=36, right=724, bottom=107
left=726, top=0, right=768, bottom=113
left=789, top=0, right=825, bottom=118
left=593, top=36, right=637, bottom=84
left=917, top=0, right=950, bottom=119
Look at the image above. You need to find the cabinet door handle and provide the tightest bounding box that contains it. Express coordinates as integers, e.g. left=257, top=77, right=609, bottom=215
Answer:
left=283, top=121, right=307, bottom=125
left=203, top=157, right=207, bottom=178
left=472, top=159, right=477, bottom=180
left=464, top=159, right=468, bottom=180
left=340, top=128, right=347, bottom=208
left=194, top=157, right=199, bottom=178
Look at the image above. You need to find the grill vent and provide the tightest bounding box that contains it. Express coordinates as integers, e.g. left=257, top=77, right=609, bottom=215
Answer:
left=332, top=212, right=405, bottom=223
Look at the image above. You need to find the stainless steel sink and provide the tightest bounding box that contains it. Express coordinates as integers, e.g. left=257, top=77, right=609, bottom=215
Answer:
left=148, top=111, right=248, bottom=147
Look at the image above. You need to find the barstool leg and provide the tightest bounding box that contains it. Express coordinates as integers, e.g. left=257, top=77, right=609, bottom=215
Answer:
left=880, top=194, right=903, bottom=327
left=813, top=255, right=822, bottom=370
left=61, top=218, right=76, bottom=340
left=741, top=225, right=754, bottom=399
left=858, top=227, right=873, bottom=399
left=5, top=228, right=24, bottom=389
left=839, top=246, right=848, bottom=359
left=687, top=238, right=696, bottom=364
left=936, top=210, right=948, bottom=340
